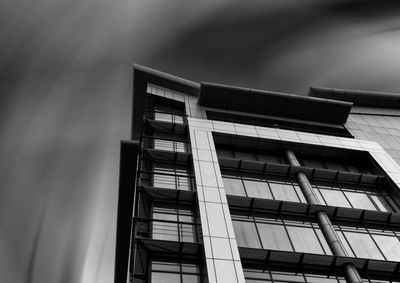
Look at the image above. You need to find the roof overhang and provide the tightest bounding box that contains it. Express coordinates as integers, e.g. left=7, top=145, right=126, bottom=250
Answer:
left=199, top=82, right=353, bottom=124
left=309, top=87, right=400, bottom=109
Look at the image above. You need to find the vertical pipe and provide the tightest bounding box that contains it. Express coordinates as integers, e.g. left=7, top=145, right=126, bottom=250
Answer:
left=285, top=150, right=362, bottom=283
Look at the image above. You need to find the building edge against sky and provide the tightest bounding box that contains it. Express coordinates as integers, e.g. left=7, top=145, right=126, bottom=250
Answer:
left=115, top=64, right=400, bottom=283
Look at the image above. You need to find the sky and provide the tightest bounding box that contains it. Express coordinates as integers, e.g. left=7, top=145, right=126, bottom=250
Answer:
left=1, top=0, right=400, bottom=282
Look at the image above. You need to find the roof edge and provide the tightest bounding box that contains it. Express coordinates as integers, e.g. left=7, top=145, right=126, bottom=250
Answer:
left=309, top=86, right=400, bottom=109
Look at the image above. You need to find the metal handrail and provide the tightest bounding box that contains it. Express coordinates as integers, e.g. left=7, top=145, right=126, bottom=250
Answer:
left=138, top=170, right=195, bottom=191
left=134, top=217, right=201, bottom=243
left=143, top=109, right=186, bottom=124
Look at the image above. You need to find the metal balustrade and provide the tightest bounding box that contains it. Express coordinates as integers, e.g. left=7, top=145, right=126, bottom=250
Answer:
left=143, top=110, right=186, bottom=124
left=141, top=136, right=188, bottom=153
left=139, top=171, right=195, bottom=191
left=134, top=218, right=201, bottom=243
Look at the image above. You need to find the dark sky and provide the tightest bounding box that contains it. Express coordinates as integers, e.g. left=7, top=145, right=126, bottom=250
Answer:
left=1, top=1, right=400, bottom=282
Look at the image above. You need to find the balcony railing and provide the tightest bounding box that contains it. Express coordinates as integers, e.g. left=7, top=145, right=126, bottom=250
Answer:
left=134, top=218, right=201, bottom=243
left=143, top=110, right=186, bottom=124
left=142, top=136, right=189, bottom=153
left=139, top=170, right=195, bottom=191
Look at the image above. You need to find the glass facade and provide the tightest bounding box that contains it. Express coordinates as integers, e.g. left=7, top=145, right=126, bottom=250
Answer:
left=232, top=213, right=331, bottom=255
left=152, top=206, right=196, bottom=243
left=152, top=163, right=192, bottom=191
left=151, top=261, right=201, bottom=283
left=347, top=111, right=400, bottom=166
left=222, top=174, right=306, bottom=203
left=334, top=221, right=400, bottom=261
left=311, top=180, right=399, bottom=212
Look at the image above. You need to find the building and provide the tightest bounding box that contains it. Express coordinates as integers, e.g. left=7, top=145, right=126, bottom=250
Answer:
left=115, top=64, right=400, bottom=283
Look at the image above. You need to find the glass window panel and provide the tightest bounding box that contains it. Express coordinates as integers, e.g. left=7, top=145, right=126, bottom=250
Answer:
left=153, top=174, right=176, bottom=189
left=371, top=195, right=392, bottom=212
left=315, top=229, right=332, bottom=255
left=155, top=112, right=173, bottom=123
left=152, top=221, right=179, bottom=241
left=243, top=179, right=272, bottom=199
left=372, top=234, right=400, bottom=261
left=271, top=272, right=306, bottom=282
left=269, top=181, right=300, bottom=202
left=294, top=185, right=307, bottom=203
left=319, top=189, right=352, bottom=208
left=222, top=177, right=246, bottom=196
left=232, top=220, right=262, bottom=248
left=182, top=275, right=201, bottom=283
left=180, top=224, right=196, bottom=242
left=345, top=192, right=377, bottom=210
left=257, top=223, right=292, bottom=251
left=314, top=188, right=327, bottom=205
left=152, top=262, right=180, bottom=272
left=152, top=272, right=180, bottom=283
left=344, top=232, right=384, bottom=260
left=306, top=277, right=340, bottom=283
left=287, top=226, right=325, bottom=254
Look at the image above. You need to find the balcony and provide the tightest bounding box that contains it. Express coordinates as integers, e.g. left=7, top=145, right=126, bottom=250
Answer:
left=139, top=170, right=195, bottom=192
left=134, top=217, right=201, bottom=243
left=143, top=110, right=187, bottom=134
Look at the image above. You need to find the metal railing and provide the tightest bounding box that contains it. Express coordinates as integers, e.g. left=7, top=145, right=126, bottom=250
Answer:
left=134, top=218, right=201, bottom=243
left=143, top=110, right=186, bottom=124
left=142, top=136, right=188, bottom=153
left=139, top=170, right=195, bottom=191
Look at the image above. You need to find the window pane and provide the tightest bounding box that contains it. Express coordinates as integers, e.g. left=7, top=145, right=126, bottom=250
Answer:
left=287, top=226, right=324, bottom=254
left=152, top=272, right=180, bottom=283
left=372, top=234, right=400, bottom=261
left=257, top=223, right=292, bottom=251
left=269, top=182, right=299, bottom=202
left=182, top=274, right=201, bottom=283
left=153, top=174, right=176, bottom=189
left=243, top=179, right=272, bottom=199
left=344, top=232, right=384, bottom=260
left=345, top=192, right=376, bottom=210
left=223, top=177, right=246, bottom=196
left=152, top=221, right=178, bottom=241
left=319, top=189, right=351, bottom=208
left=371, top=195, right=392, bottom=212
left=232, top=221, right=262, bottom=248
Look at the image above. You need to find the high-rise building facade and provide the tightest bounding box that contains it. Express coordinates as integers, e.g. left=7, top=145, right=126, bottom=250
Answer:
left=115, top=65, right=400, bottom=283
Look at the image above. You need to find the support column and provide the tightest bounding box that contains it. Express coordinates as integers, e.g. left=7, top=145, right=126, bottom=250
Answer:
left=188, top=121, right=245, bottom=283
left=285, top=150, right=362, bottom=283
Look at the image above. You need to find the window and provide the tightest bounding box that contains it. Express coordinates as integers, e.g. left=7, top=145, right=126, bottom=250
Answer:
left=334, top=222, right=400, bottom=261
left=153, top=134, right=187, bottom=153
left=152, top=163, right=192, bottom=191
left=244, top=268, right=400, bottom=282
left=153, top=103, right=184, bottom=124
left=312, top=180, right=400, bottom=212
left=232, top=214, right=331, bottom=255
left=151, top=261, right=201, bottom=283
left=222, top=174, right=306, bottom=203
left=152, top=206, right=196, bottom=242
left=244, top=269, right=346, bottom=283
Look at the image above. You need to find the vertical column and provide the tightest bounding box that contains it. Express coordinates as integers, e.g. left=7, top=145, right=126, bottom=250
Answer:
left=188, top=121, right=245, bottom=283
left=285, top=150, right=362, bottom=283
